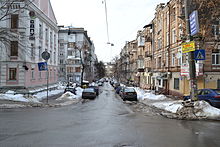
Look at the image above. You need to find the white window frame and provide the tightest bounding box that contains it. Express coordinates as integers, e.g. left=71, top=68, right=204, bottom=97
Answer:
left=172, top=29, right=176, bottom=44
left=212, top=53, right=220, bottom=65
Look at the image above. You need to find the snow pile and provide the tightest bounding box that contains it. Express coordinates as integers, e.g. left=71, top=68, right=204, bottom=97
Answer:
left=152, top=100, right=183, bottom=113
left=56, top=87, right=83, bottom=101
left=135, top=87, right=167, bottom=101
left=33, top=89, right=64, bottom=101
left=57, top=92, right=77, bottom=101
left=143, top=93, right=167, bottom=100
left=135, top=88, right=145, bottom=100
left=0, top=91, right=29, bottom=102
left=193, top=101, right=220, bottom=119
left=75, top=87, right=83, bottom=98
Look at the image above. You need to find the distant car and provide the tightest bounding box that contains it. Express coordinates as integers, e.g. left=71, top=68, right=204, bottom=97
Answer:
left=89, top=86, right=99, bottom=96
left=82, top=88, right=96, bottom=99
left=64, top=87, right=76, bottom=94
left=120, top=87, right=137, bottom=101
left=184, top=89, right=220, bottom=108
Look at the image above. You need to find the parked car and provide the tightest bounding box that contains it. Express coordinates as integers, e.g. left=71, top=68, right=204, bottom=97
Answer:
left=116, top=86, right=123, bottom=94
left=184, top=89, right=220, bottom=108
left=82, top=88, right=97, bottom=99
left=64, top=87, right=76, bottom=95
left=120, top=87, right=137, bottom=101
left=88, top=86, right=99, bottom=96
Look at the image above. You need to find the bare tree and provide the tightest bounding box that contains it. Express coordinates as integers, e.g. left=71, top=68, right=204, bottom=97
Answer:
left=190, top=0, right=220, bottom=48
left=0, top=0, right=34, bottom=52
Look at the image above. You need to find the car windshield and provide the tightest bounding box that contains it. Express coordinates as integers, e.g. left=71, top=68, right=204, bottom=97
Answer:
left=124, top=88, right=135, bottom=92
left=83, top=88, right=95, bottom=92
left=213, top=90, right=220, bottom=95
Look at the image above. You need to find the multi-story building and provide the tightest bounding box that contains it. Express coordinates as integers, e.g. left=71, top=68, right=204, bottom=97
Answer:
left=58, top=27, right=97, bottom=84
left=0, top=0, right=59, bottom=92
left=117, top=0, right=220, bottom=97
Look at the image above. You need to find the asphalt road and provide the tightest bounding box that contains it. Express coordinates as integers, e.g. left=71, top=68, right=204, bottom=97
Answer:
left=0, top=83, right=220, bottom=147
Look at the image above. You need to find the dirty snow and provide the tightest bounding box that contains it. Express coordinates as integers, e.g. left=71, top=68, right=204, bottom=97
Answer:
left=135, top=87, right=167, bottom=100
left=152, top=101, right=183, bottom=113
left=135, top=87, right=220, bottom=120
left=57, top=87, right=83, bottom=101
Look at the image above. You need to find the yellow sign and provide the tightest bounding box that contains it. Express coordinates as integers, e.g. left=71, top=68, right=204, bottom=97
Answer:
left=182, top=41, right=195, bottom=53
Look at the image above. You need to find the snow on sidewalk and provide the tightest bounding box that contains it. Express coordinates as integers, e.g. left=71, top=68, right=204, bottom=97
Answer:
left=135, top=87, right=220, bottom=120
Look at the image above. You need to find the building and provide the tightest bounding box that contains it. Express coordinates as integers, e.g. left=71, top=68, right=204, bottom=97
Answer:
left=117, top=0, right=220, bottom=97
left=0, top=0, right=59, bottom=92
left=58, top=27, right=97, bottom=85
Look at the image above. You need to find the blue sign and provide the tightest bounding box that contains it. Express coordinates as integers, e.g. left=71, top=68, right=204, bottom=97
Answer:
left=38, top=62, right=48, bottom=71
left=189, top=10, right=200, bottom=36
left=194, top=49, right=206, bottom=60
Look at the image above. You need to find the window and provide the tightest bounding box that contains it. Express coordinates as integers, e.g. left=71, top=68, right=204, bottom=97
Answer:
left=45, top=28, right=48, bottom=43
left=158, top=57, right=161, bottom=68
left=171, top=53, right=175, bottom=66
left=166, top=53, right=169, bottom=67
left=172, top=29, right=176, bottom=44
left=50, top=32, right=53, bottom=46
left=39, top=46, right=42, bottom=59
left=68, top=50, right=73, bottom=56
left=39, top=24, right=43, bottom=38
left=75, top=67, right=81, bottom=72
left=11, top=14, right=18, bottom=29
left=177, top=51, right=182, bottom=66
left=212, top=21, right=220, bottom=36
left=11, top=41, right=18, bottom=56
left=54, top=52, right=56, bottom=64
left=39, top=71, right=42, bottom=79
left=68, top=42, right=75, bottom=48
left=9, top=68, right=17, bottom=80
left=31, top=70, right=35, bottom=79
left=60, top=59, right=63, bottom=64
left=212, top=53, right=220, bottom=65
left=166, top=32, right=169, bottom=46
left=67, top=67, right=74, bottom=73
left=174, top=78, right=179, bottom=90
left=31, top=43, right=35, bottom=57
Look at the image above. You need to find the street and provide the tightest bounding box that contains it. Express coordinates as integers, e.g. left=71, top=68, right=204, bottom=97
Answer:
left=0, top=83, right=220, bottom=147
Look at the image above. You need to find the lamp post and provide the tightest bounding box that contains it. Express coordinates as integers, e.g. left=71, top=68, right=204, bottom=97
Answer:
left=184, top=0, right=198, bottom=101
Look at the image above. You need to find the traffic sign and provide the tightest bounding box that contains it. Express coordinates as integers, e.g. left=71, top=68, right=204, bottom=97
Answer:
left=38, top=62, right=48, bottom=71
left=41, top=51, right=50, bottom=60
left=182, top=41, right=195, bottom=53
left=189, top=10, right=200, bottom=36
left=194, top=49, right=206, bottom=60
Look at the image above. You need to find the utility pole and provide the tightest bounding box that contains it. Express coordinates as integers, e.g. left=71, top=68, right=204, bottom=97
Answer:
left=184, top=0, right=198, bottom=101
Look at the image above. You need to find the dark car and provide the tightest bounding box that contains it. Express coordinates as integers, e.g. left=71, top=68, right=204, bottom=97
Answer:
left=121, top=87, right=137, bottom=101
left=88, top=86, right=99, bottom=96
left=64, top=87, right=76, bottom=95
left=82, top=88, right=96, bottom=99
left=184, top=89, right=220, bottom=108
left=116, top=86, right=123, bottom=94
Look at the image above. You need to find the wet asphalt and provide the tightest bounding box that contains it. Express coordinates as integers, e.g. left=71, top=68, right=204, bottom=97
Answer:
left=0, top=82, right=220, bottom=147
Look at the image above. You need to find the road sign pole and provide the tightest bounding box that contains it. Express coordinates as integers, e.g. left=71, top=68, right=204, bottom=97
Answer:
left=41, top=51, right=50, bottom=104
left=184, top=0, right=198, bottom=101
left=46, top=61, right=49, bottom=104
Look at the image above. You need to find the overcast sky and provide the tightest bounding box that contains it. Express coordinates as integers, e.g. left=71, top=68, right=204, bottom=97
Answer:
left=50, top=0, right=169, bottom=62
